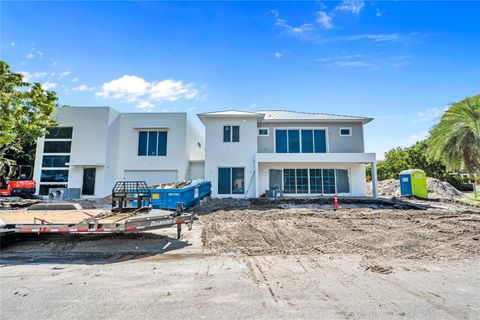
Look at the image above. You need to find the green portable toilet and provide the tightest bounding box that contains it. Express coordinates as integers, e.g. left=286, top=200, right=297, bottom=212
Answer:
left=399, top=169, right=428, bottom=199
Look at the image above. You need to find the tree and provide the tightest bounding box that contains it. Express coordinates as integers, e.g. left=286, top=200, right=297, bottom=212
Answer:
left=427, top=95, right=480, bottom=176
left=371, top=141, right=447, bottom=181
left=0, top=60, right=59, bottom=174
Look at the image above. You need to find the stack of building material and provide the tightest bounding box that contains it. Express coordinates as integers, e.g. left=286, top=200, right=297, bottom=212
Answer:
left=149, top=180, right=192, bottom=190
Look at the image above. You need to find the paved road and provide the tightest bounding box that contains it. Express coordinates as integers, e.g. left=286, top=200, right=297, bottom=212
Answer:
left=1, top=227, right=479, bottom=320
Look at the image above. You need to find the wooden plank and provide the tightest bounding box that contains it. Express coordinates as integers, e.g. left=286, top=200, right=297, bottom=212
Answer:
left=0, top=210, right=131, bottom=224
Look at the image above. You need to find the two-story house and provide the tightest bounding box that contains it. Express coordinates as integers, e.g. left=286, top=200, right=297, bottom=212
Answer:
left=33, top=106, right=205, bottom=197
left=198, top=110, right=378, bottom=198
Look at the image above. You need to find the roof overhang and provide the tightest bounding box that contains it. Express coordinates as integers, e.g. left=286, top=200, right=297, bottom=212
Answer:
left=259, top=118, right=373, bottom=124
left=197, top=111, right=263, bottom=124
left=132, top=126, right=170, bottom=130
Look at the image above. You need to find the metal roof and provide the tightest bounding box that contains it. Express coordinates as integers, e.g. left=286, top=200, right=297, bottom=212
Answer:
left=257, top=110, right=373, bottom=124
left=198, top=109, right=373, bottom=124
left=198, top=110, right=260, bottom=117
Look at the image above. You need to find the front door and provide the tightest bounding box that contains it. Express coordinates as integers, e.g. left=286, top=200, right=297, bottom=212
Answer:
left=82, top=168, right=96, bottom=195
left=269, top=169, right=282, bottom=190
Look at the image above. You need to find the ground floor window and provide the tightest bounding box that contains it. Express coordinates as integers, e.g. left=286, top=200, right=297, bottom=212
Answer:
left=281, top=168, right=350, bottom=194
left=218, top=167, right=245, bottom=194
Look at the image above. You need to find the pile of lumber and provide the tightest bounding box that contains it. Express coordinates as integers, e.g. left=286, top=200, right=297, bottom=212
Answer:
left=149, top=180, right=192, bottom=190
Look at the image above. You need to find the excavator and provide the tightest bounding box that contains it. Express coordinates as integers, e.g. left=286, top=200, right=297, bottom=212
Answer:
left=0, top=165, right=36, bottom=198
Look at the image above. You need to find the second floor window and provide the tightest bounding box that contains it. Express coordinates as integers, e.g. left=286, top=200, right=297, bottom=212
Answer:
left=223, top=125, right=240, bottom=142
left=275, top=129, right=327, bottom=153
left=138, top=131, right=168, bottom=156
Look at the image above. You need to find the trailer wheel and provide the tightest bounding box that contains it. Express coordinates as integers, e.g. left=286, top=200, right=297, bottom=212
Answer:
left=177, top=223, right=182, bottom=239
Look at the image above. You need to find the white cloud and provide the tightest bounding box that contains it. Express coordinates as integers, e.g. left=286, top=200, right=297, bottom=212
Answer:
left=274, top=51, right=283, bottom=58
left=96, top=75, right=150, bottom=100
left=408, top=131, right=429, bottom=143
left=73, top=84, right=95, bottom=92
left=414, top=107, right=447, bottom=123
left=60, top=71, right=71, bottom=78
left=36, top=50, right=43, bottom=58
left=317, top=11, right=334, bottom=29
left=335, top=0, right=365, bottom=15
left=137, top=101, right=154, bottom=111
left=342, top=33, right=400, bottom=42
left=42, top=82, right=57, bottom=90
left=96, top=75, right=200, bottom=106
left=52, top=61, right=58, bottom=67
left=275, top=16, right=313, bottom=37
left=376, top=8, right=383, bottom=17
left=19, top=71, right=48, bottom=82
left=317, top=53, right=411, bottom=69
left=26, top=53, right=34, bottom=59
left=10, top=42, right=15, bottom=47
left=335, top=60, right=372, bottom=68
left=71, top=77, right=78, bottom=82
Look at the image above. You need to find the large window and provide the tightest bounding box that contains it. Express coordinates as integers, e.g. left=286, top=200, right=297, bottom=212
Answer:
left=296, top=169, right=308, bottom=193
left=275, top=129, right=326, bottom=153
left=218, top=167, right=245, bottom=194
left=223, top=126, right=240, bottom=142
left=138, top=131, right=168, bottom=156
left=45, top=127, right=73, bottom=139
left=309, top=169, right=323, bottom=193
left=280, top=168, right=349, bottom=194
left=336, top=169, right=350, bottom=193
left=42, top=155, right=70, bottom=168
left=40, top=170, right=69, bottom=182
left=322, top=169, right=336, bottom=194
left=40, top=127, right=72, bottom=195
left=283, top=169, right=296, bottom=193
left=43, top=141, right=71, bottom=153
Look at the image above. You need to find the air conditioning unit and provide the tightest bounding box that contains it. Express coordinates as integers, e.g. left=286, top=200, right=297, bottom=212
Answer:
left=48, top=188, right=81, bottom=200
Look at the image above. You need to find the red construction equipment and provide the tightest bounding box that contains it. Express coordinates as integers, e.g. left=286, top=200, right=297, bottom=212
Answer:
left=0, top=165, right=36, bottom=198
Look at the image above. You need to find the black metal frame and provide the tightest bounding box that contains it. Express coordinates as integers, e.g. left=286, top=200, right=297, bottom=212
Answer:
left=111, top=181, right=151, bottom=212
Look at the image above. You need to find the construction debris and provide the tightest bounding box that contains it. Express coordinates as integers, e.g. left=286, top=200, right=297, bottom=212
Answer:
left=149, top=180, right=192, bottom=190
left=0, top=197, right=42, bottom=209
left=367, top=177, right=466, bottom=199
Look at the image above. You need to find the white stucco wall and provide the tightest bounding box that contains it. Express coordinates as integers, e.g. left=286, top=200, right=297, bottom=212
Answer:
left=33, top=107, right=205, bottom=198
left=203, top=117, right=258, bottom=198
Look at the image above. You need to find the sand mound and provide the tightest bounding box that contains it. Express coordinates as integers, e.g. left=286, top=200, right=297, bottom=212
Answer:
left=367, top=178, right=466, bottom=199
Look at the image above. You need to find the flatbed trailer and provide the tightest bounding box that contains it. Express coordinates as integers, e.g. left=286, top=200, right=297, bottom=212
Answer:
left=0, top=209, right=194, bottom=239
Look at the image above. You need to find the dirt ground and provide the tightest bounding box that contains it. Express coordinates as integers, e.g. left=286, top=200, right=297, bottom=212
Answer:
left=1, top=198, right=480, bottom=319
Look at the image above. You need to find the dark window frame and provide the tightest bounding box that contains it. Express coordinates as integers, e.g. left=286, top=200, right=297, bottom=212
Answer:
left=275, top=128, right=327, bottom=154
left=40, top=169, right=69, bottom=182
left=45, top=127, right=73, bottom=139
left=42, top=155, right=70, bottom=168
left=43, top=141, right=72, bottom=153
left=218, top=167, right=245, bottom=195
left=138, top=130, right=168, bottom=156
left=223, top=125, right=240, bottom=143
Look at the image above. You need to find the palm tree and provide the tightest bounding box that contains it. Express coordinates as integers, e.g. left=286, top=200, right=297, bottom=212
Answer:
left=428, top=95, right=480, bottom=178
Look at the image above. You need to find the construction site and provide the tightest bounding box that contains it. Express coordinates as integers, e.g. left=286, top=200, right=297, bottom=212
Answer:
left=1, top=178, right=479, bottom=320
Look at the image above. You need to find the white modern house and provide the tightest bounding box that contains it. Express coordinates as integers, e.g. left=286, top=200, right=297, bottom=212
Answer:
left=198, top=110, right=378, bottom=198
left=33, top=106, right=205, bottom=197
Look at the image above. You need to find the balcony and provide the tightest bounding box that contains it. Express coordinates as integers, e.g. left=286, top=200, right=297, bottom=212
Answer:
left=255, top=152, right=376, bottom=164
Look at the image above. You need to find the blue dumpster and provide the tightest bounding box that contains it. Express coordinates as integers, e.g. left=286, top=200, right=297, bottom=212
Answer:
left=150, top=181, right=211, bottom=210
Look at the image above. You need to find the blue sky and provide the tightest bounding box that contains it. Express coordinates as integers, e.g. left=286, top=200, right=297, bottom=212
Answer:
left=1, top=1, right=479, bottom=158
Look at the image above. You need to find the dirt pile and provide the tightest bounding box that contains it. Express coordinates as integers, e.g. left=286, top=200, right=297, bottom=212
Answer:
left=201, top=207, right=480, bottom=260
left=368, top=178, right=466, bottom=199
left=427, top=178, right=466, bottom=199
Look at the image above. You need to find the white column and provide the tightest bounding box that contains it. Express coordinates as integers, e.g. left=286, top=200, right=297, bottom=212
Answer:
left=254, top=155, right=259, bottom=198
left=371, top=161, right=378, bottom=198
